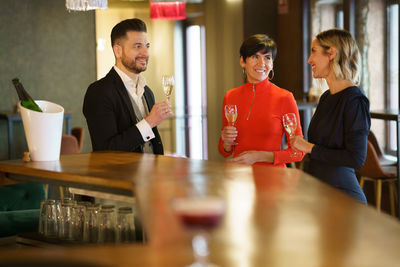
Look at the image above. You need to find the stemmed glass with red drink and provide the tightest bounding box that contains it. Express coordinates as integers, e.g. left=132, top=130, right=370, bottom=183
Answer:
left=172, top=196, right=226, bottom=267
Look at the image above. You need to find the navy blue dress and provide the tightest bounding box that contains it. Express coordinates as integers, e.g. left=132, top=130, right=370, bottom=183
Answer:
left=305, top=86, right=370, bottom=203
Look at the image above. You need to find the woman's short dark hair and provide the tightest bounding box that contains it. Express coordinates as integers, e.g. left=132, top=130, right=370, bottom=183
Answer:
left=240, top=34, right=277, bottom=61
left=111, top=18, right=147, bottom=46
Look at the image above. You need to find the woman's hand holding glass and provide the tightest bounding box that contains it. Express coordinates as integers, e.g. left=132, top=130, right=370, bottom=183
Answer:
left=221, top=126, right=237, bottom=147
left=289, top=135, right=314, bottom=154
left=284, top=112, right=314, bottom=155
left=282, top=113, right=300, bottom=157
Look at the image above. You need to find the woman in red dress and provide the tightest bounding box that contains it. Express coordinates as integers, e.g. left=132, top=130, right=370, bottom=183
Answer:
left=219, top=34, right=304, bottom=167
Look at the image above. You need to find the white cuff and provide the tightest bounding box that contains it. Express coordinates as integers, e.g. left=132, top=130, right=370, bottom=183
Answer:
left=136, top=119, right=155, bottom=142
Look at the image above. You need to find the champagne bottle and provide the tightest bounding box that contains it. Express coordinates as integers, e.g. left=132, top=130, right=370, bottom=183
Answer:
left=12, top=78, right=42, bottom=112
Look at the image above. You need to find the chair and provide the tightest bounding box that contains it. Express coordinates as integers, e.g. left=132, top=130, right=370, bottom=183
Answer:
left=368, top=130, right=397, bottom=166
left=0, top=183, right=46, bottom=238
left=358, top=140, right=397, bottom=215
left=60, top=127, right=84, bottom=155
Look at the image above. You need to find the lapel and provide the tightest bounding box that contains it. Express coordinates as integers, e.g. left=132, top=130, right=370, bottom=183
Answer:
left=109, top=68, right=138, bottom=123
left=143, top=86, right=154, bottom=111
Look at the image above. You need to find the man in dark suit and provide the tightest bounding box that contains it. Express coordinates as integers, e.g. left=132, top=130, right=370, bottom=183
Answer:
left=83, top=18, right=172, bottom=155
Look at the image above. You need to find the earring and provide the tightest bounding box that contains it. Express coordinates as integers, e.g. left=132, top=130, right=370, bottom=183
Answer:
left=242, top=68, right=247, bottom=83
left=269, top=69, right=274, bottom=80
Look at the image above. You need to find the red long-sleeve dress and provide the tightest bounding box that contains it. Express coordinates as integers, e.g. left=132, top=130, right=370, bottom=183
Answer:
left=218, top=78, right=304, bottom=167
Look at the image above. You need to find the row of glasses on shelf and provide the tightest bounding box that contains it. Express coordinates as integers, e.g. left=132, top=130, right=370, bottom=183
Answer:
left=39, top=198, right=135, bottom=244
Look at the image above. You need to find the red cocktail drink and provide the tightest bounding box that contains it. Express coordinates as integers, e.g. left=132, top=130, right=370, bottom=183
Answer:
left=172, top=197, right=225, bottom=266
left=178, top=212, right=223, bottom=230
left=172, top=197, right=225, bottom=229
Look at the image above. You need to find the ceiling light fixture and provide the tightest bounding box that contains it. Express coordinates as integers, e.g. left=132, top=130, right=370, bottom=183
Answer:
left=150, top=0, right=186, bottom=20
left=66, top=0, right=108, bottom=11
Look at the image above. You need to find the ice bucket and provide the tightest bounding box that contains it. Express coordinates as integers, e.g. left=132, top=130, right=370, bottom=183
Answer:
left=18, top=100, right=64, bottom=161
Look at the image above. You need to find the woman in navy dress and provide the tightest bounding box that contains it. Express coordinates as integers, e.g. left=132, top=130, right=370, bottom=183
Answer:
left=290, top=29, right=370, bottom=203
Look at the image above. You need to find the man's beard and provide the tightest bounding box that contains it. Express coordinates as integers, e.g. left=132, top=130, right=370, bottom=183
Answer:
left=121, top=56, right=148, bottom=74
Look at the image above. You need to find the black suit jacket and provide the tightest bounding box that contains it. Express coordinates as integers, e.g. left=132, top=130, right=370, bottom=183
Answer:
left=83, top=68, right=164, bottom=154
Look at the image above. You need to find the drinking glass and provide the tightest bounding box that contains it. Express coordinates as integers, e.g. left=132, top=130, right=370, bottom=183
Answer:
left=117, top=207, right=135, bottom=243
left=224, top=104, right=238, bottom=145
left=42, top=199, right=59, bottom=237
left=83, top=204, right=101, bottom=243
left=224, top=104, right=237, bottom=126
left=162, top=75, right=174, bottom=102
left=98, top=205, right=117, bottom=244
left=282, top=113, right=298, bottom=156
left=59, top=201, right=74, bottom=240
left=70, top=204, right=86, bottom=241
left=54, top=199, right=62, bottom=236
left=172, top=196, right=226, bottom=267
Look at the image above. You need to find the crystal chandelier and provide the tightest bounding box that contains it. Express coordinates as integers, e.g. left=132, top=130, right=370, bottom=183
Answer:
left=66, top=0, right=108, bottom=11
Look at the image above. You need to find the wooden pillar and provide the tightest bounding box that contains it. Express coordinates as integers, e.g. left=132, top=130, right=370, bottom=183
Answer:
left=302, top=0, right=311, bottom=96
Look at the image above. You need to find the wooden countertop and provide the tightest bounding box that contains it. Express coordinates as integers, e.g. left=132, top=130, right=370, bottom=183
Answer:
left=1, top=152, right=400, bottom=266
left=0, top=151, right=144, bottom=195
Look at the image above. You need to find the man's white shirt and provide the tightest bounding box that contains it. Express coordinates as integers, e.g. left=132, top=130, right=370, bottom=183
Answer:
left=113, top=66, right=155, bottom=142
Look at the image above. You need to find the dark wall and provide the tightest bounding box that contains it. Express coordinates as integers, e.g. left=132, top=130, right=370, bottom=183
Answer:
left=275, top=0, right=305, bottom=100
left=0, top=0, right=96, bottom=159
left=243, top=0, right=278, bottom=41
left=243, top=0, right=306, bottom=100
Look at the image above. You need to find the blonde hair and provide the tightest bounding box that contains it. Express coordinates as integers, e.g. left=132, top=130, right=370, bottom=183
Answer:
left=316, top=28, right=361, bottom=85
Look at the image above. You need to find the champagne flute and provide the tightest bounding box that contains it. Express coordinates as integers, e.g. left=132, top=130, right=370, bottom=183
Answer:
left=224, top=104, right=237, bottom=126
left=224, top=104, right=238, bottom=145
left=282, top=113, right=298, bottom=157
left=172, top=196, right=225, bottom=267
left=162, top=75, right=175, bottom=102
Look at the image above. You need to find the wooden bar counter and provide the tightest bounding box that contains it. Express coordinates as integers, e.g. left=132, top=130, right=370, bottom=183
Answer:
left=0, top=152, right=400, bottom=266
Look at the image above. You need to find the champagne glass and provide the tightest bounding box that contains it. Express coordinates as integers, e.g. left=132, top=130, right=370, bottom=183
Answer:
left=224, top=104, right=238, bottom=145
left=172, top=196, right=226, bottom=267
left=162, top=75, right=175, bottom=102
left=224, top=104, right=237, bottom=126
left=282, top=113, right=298, bottom=157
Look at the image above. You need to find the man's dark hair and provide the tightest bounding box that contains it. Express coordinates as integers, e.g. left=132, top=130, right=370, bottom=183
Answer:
left=111, top=18, right=147, bottom=46
left=240, top=34, right=277, bottom=61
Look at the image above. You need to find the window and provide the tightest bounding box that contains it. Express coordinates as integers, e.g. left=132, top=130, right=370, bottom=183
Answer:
left=387, top=2, right=399, bottom=152
left=186, top=24, right=207, bottom=159
left=175, top=18, right=208, bottom=160
left=335, top=3, right=344, bottom=28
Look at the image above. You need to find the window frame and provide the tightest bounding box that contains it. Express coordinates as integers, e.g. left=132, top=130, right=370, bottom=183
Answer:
left=385, top=0, right=399, bottom=155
